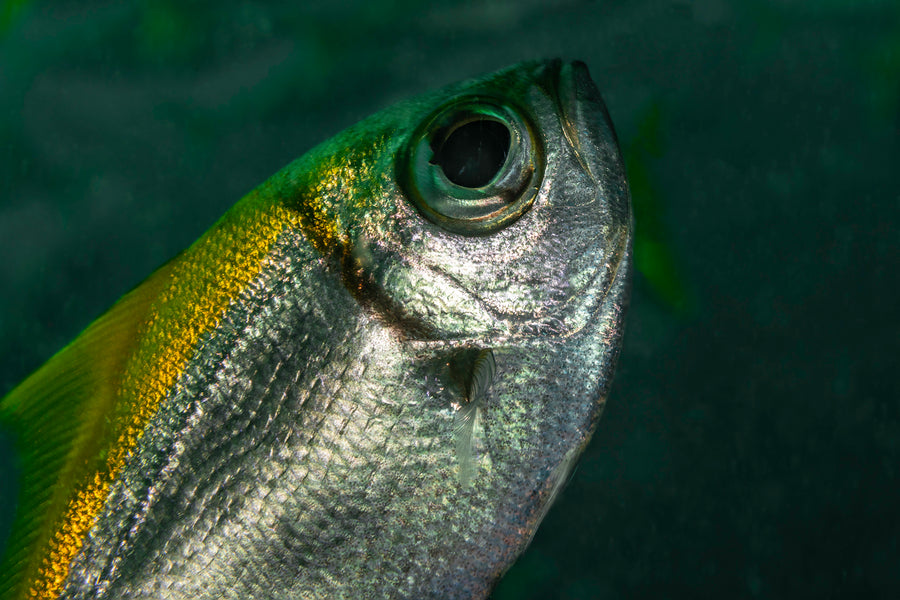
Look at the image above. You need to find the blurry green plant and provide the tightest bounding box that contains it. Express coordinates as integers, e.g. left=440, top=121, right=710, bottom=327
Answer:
left=0, top=0, right=30, bottom=37
left=864, top=10, right=900, bottom=125
left=625, top=101, right=696, bottom=316
left=136, top=0, right=204, bottom=64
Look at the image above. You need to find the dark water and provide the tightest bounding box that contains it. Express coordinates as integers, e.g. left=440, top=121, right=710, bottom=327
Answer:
left=1, top=1, right=897, bottom=598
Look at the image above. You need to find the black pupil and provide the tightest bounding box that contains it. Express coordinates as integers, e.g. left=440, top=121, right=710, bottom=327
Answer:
left=432, top=119, right=510, bottom=188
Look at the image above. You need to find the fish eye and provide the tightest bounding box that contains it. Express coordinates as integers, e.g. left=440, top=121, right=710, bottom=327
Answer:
left=431, top=117, right=510, bottom=188
left=399, top=97, right=543, bottom=235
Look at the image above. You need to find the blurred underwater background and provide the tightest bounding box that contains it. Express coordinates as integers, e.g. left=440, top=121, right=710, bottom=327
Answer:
left=0, top=0, right=898, bottom=597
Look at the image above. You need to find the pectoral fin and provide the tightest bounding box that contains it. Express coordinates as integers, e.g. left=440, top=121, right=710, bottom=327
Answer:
left=453, top=349, right=495, bottom=487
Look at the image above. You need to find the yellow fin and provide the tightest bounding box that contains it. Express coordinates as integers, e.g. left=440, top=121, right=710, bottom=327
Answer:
left=0, top=259, right=174, bottom=600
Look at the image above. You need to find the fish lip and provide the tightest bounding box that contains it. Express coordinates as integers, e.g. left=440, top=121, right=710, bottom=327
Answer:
left=557, top=60, right=596, bottom=182
left=555, top=60, right=630, bottom=223
left=557, top=61, right=609, bottom=179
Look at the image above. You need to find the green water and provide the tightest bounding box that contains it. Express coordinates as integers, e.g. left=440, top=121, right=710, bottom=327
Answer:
left=0, top=1, right=897, bottom=597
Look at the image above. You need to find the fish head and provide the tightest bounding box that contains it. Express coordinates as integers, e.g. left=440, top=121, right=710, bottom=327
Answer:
left=283, top=59, right=631, bottom=342
left=270, top=59, right=633, bottom=594
left=386, top=59, right=632, bottom=345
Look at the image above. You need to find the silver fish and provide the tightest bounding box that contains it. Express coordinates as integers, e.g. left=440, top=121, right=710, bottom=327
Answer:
left=0, top=59, right=631, bottom=599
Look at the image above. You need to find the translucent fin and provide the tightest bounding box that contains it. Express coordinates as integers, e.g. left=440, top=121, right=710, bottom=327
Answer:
left=0, top=260, right=175, bottom=599
left=454, top=403, right=480, bottom=488
left=467, top=349, right=496, bottom=404
left=454, top=349, right=495, bottom=488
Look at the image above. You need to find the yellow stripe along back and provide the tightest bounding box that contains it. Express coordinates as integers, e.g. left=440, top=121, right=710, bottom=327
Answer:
left=24, top=188, right=308, bottom=599
left=0, top=108, right=377, bottom=599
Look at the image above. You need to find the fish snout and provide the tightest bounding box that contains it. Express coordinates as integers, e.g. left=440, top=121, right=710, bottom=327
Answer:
left=557, top=60, right=630, bottom=228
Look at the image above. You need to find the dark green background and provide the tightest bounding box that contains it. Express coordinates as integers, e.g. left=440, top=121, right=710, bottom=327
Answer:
left=1, top=1, right=897, bottom=598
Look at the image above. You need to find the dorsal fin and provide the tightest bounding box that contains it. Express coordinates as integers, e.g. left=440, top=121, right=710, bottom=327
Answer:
left=0, top=259, right=175, bottom=599
left=0, top=183, right=305, bottom=598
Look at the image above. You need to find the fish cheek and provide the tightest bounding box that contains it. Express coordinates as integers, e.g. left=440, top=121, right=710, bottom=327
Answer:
left=337, top=243, right=437, bottom=339
left=337, top=232, right=499, bottom=340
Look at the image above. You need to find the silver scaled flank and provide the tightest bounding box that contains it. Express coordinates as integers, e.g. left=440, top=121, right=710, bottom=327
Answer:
left=61, top=60, right=633, bottom=599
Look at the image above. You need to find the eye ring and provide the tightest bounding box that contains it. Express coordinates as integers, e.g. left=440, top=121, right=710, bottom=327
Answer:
left=398, top=96, right=544, bottom=236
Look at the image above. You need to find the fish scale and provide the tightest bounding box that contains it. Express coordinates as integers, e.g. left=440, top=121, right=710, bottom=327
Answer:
left=0, top=59, right=631, bottom=599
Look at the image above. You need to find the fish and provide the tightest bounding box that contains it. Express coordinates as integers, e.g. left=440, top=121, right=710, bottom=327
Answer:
left=0, top=59, right=632, bottom=599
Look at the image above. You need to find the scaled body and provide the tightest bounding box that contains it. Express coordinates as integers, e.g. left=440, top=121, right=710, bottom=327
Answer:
left=0, top=60, right=632, bottom=599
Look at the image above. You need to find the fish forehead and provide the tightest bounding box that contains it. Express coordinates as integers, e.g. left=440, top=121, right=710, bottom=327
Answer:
left=1, top=60, right=631, bottom=600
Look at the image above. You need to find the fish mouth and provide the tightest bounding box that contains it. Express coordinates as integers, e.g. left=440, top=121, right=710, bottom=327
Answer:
left=556, top=60, right=630, bottom=226
left=534, top=60, right=631, bottom=340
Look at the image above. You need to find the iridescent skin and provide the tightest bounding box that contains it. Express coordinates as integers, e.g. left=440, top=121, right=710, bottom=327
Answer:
left=0, top=60, right=631, bottom=599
